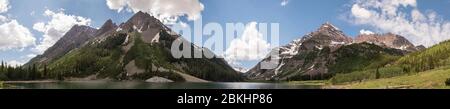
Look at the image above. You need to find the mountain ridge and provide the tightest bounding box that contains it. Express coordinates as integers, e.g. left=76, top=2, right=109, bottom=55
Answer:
left=26, top=25, right=98, bottom=66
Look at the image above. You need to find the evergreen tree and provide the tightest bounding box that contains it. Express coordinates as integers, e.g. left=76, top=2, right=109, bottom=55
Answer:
left=375, top=67, right=380, bottom=79
left=43, top=64, right=48, bottom=78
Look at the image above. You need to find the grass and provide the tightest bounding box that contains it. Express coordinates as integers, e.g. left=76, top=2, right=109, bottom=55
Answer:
left=338, top=66, right=450, bottom=89
left=0, top=81, right=3, bottom=88
left=330, top=66, right=406, bottom=84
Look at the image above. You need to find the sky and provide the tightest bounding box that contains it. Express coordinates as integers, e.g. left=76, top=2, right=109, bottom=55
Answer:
left=0, top=0, right=450, bottom=71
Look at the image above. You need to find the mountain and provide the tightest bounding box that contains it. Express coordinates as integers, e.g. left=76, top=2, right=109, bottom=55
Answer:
left=26, top=11, right=242, bottom=82
left=26, top=25, right=98, bottom=66
left=246, top=23, right=353, bottom=80
left=246, top=23, right=408, bottom=81
left=355, top=33, right=423, bottom=52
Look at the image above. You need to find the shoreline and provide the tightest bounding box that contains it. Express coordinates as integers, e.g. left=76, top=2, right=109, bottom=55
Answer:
left=3, top=80, right=58, bottom=84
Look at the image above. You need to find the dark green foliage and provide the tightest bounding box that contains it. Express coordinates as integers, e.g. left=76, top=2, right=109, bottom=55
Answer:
left=125, top=31, right=242, bottom=82
left=446, top=78, right=450, bottom=86
left=98, top=33, right=127, bottom=49
left=123, top=32, right=173, bottom=69
left=46, top=33, right=126, bottom=80
left=0, top=61, right=43, bottom=81
left=329, top=42, right=403, bottom=74
left=179, top=58, right=242, bottom=82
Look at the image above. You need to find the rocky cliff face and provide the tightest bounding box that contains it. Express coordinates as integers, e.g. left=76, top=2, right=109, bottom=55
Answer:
left=355, top=33, right=422, bottom=52
left=26, top=25, right=97, bottom=65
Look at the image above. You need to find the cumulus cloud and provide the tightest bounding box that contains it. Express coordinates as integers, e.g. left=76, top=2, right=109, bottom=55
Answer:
left=0, top=20, right=36, bottom=51
left=32, top=9, right=91, bottom=54
left=360, top=29, right=375, bottom=35
left=224, top=22, right=271, bottom=65
left=7, top=60, right=25, bottom=66
left=281, top=0, right=289, bottom=6
left=105, top=0, right=204, bottom=24
left=347, top=0, right=450, bottom=47
left=351, top=4, right=372, bottom=19
left=0, top=0, right=9, bottom=13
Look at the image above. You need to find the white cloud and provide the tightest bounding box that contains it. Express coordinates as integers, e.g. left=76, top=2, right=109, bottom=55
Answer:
left=347, top=0, right=450, bottom=47
left=26, top=54, right=37, bottom=58
left=106, top=0, right=127, bottom=12
left=360, top=29, right=375, bottom=35
left=105, top=0, right=204, bottom=24
left=7, top=60, right=25, bottom=66
left=32, top=9, right=92, bottom=54
left=0, top=0, right=9, bottom=13
left=0, top=20, right=36, bottom=51
left=281, top=0, right=289, bottom=6
left=0, top=15, right=7, bottom=22
left=224, top=22, right=271, bottom=65
left=178, top=21, right=188, bottom=28
left=351, top=4, right=372, bottom=19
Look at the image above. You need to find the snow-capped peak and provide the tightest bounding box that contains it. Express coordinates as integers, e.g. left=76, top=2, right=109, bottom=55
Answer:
left=320, top=22, right=340, bottom=31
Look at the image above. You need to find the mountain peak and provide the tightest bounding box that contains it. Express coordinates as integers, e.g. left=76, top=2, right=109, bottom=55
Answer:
left=120, top=11, right=166, bottom=33
left=68, top=25, right=97, bottom=34
left=129, top=11, right=157, bottom=22
left=96, top=19, right=117, bottom=36
left=319, top=22, right=340, bottom=31
left=305, top=22, right=352, bottom=43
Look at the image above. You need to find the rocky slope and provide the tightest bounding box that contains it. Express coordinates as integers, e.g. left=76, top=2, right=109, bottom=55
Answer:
left=355, top=33, right=423, bottom=52
left=26, top=25, right=98, bottom=66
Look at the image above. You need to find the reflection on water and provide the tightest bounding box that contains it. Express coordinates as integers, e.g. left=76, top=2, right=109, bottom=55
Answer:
left=7, top=81, right=322, bottom=89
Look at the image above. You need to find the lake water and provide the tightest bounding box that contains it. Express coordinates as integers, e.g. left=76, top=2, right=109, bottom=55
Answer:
left=6, top=81, right=322, bottom=89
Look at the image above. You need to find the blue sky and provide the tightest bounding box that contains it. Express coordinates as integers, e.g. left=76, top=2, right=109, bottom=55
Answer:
left=1, top=0, right=450, bottom=70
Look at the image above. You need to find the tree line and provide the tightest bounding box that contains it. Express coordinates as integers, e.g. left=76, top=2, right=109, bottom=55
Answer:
left=0, top=61, right=49, bottom=81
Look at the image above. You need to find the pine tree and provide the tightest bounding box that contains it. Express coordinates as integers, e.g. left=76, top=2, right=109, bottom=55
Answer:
left=43, top=64, right=48, bottom=79
left=1, top=61, right=4, bottom=72
left=30, top=64, right=38, bottom=80
left=375, top=67, right=380, bottom=79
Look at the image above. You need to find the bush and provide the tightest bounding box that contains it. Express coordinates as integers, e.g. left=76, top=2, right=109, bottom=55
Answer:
left=446, top=78, right=450, bottom=86
left=0, top=72, right=7, bottom=81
